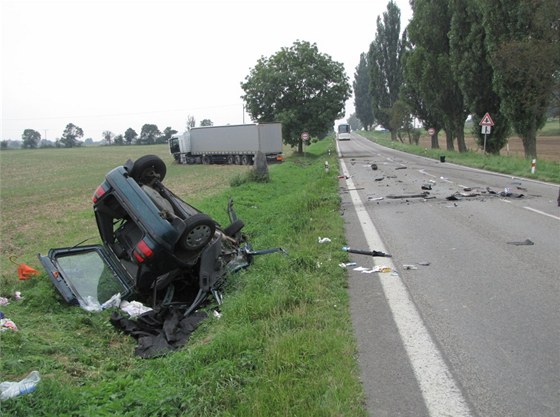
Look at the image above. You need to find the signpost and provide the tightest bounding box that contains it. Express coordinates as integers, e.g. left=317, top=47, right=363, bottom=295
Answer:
left=479, top=112, right=495, bottom=154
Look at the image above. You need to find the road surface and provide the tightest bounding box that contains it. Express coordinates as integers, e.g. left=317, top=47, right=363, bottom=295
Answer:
left=337, top=133, right=560, bottom=417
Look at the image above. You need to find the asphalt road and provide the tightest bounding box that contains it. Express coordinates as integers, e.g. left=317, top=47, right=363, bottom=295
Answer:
left=337, top=133, right=560, bottom=417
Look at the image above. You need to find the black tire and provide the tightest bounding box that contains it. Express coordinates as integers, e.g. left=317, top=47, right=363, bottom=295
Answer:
left=241, top=155, right=251, bottom=165
left=223, top=219, right=244, bottom=237
left=202, top=155, right=211, bottom=165
left=180, top=214, right=216, bottom=251
left=226, top=155, right=234, bottom=165
left=130, top=155, right=167, bottom=183
left=234, top=155, right=241, bottom=165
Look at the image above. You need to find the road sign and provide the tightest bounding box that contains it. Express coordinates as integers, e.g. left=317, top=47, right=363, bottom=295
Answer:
left=301, top=132, right=310, bottom=141
left=479, top=112, right=495, bottom=126
left=481, top=125, right=491, bottom=134
left=428, top=128, right=435, bottom=136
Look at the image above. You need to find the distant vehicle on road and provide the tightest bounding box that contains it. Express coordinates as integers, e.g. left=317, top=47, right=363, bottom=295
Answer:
left=336, top=124, right=352, bottom=141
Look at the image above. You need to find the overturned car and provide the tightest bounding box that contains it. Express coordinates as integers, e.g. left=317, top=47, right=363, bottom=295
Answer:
left=39, top=155, right=282, bottom=346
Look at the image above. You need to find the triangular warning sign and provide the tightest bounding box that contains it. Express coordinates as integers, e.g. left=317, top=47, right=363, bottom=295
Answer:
left=479, top=112, right=494, bottom=126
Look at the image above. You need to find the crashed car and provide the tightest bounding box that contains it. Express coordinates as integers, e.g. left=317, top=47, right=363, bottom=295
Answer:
left=39, top=155, right=281, bottom=316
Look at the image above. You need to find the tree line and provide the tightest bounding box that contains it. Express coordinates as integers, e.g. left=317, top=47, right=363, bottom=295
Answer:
left=353, top=0, right=559, bottom=159
left=9, top=116, right=215, bottom=149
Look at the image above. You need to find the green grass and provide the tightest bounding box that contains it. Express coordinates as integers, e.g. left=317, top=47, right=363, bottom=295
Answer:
left=0, top=142, right=366, bottom=417
left=359, top=130, right=560, bottom=184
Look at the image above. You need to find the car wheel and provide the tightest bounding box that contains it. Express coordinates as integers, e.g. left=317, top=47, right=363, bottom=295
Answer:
left=180, top=214, right=216, bottom=251
left=223, top=219, right=244, bottom=237
left=234, top=155, right=241, bottom=165
left=130, top=155, right=167, bottom=183
left=227, top=155, right=234, bottom=164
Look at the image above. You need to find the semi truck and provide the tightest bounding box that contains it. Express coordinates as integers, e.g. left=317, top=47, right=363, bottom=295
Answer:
left=169, top=123, right=283, bottom=165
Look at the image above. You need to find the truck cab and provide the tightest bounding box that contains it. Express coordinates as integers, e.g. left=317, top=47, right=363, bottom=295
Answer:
left=336, top=124, right=351, bottom=141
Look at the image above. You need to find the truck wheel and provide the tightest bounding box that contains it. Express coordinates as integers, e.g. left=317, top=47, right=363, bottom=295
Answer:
left=241, top=155, right=251, bottom=165
left=130, top=155, right=167, bottom=183
left=202, top=155, right=211, bottom=165
left=234, top=155, right=241, bottom=165
left=180, top=214, right=216, bottom=251
left=227, top=155, right=234, bottom=165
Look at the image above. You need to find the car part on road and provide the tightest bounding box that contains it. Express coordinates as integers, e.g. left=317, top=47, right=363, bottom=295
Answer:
left=342, top=246, right=392, bottom=257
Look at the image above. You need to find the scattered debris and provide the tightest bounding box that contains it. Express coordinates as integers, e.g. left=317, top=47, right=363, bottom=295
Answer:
left=367, top=196, right=384, bottom=201
left=339, top=262, right=357, bottom=268
left=421, top=184, right=432, bottom=190
left=371, top=163, right=378, bottom=170
left=0, top=298, right=8, bottom=306
left=418, top=261, right=431, bottom=266
left=395, top=166, right=407, bottom=170
left=9, top=256, right=39, bottom=281
left=374, top=176, right=385, bottom=181
left=387, top=192, right=430, bottom=199
left=318, top=237, right=332, bottom=244
left=338, top=175, right=349, bottom=179
left=403, top=265, right=418, bottom=270
left=342, top=246, right=392, bottom=257
left=0, top=370, right=40, bottom=401
left=0, top=318, right=18, bottom=332
left=507, top=239, right=534, bottom=246
left=120, top=300, right=153, bottom=318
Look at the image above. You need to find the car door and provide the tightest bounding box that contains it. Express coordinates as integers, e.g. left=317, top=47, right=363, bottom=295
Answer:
left=38, top=245, right=135, bottom=306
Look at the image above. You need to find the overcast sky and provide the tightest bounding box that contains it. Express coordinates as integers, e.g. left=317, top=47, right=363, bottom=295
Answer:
left=1, top=0, right=412, bottom=141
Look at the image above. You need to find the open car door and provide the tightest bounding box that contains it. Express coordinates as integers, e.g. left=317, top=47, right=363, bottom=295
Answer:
left=38, top=245, right=134, bottom=307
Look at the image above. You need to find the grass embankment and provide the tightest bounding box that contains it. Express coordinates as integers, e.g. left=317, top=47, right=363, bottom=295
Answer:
left=359, top=130, right=560, bottom=184
left=0, top=141, right=366, bottom=416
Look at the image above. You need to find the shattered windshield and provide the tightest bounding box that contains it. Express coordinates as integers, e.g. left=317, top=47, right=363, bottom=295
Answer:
left=55, top=250, right=126, bottom=304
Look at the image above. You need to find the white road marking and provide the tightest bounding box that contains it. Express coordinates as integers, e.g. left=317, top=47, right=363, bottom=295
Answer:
left=339, top=153, right=473, bottom=417
left=523, top=206, right=560, bottom=220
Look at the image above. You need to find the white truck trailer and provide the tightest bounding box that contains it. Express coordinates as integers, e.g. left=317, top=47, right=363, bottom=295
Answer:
left=169, top=123, right=283, bottom=165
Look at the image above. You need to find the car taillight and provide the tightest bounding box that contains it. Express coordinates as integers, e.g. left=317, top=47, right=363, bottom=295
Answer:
left=92, top=183, right=109, bottom=203
left=133, top=239, right=155, bottom=263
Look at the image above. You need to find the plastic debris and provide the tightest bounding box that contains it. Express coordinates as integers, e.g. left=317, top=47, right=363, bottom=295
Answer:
left=339, top=262, right=357, bottom=268
left=342, top=246, right=392, bottom=257
left=0, top=297, right=8, bottom=306
left=119, top=300, right=153, bottom=318
left=367, top=196, right=384, bottom=201
left=387, top=192, right=430, bottom=199
left=0, top=318, right=18, bottom=332
left=318, top=237, right=332, bottom=244
left=17, top=263, right=39, bottom=280
left=421, top=184, right=432, bottom=190
left=0, top=371, right=41, bottom=401
left=418, top=261, right=431, bottom=266
left=403, top=265, right=418, bottom=270
left=374, top=176, right=385, bottom=181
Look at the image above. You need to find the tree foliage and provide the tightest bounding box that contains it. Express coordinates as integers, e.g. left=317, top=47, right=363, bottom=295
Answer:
left=477, top=0, right=560, bottom=158
left=124, top=128, right=137, bottom=145
left=139, top=124, right=160, bottom=145
left=449, top=0, right=510, bottom=154
left=160, top=127, right=178, bottom=144
left=22, top=129, right=41, bottom=149
left=241, top=40, right=351, bottom=152
left=60, top=123, right=84, bottom=148
left=102, top=130, right=114, bottom=145
left=406, top=0, right=469, bottom=152
left=353, top=53, right=374, bottom=130
left=368, top=1, right=407, bottom=140
left=200, top=119, right=213, bottom=126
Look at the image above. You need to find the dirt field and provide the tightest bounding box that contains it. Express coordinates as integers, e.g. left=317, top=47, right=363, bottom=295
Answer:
left=417, top=135, right=560, bottom=161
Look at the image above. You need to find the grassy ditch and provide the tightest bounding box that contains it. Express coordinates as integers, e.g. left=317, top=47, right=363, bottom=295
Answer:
left=360, top=130, right=560, bottom=184
left=0, top=141, right=366, bottom=416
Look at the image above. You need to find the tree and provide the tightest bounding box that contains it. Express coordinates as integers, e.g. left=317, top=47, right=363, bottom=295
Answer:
left=353, top=53, right=374, bottom=130
left=22, top=129, right=41, bottom=149
left=102, top=130, right=114, bottom=145
left=124, top=128, right=138, bottom=145
left=200, top=119, right=213, bottom=127
left=347, top=113, right=363, bottom=131
left=449, top=0, right=510, bottom=154
left=60, top=123, right=84, bottom=148
left=477, top=0, right=560, bottom=159
left=368, top=1, right=407, bottom=140
left=160, top=127, right=178, bottom=144
left=186, top=115, right=196, bottom=130
left=405, top=0, right=469, bottom=152
left=241, top=40, right=351, bottom=153
left=139, top=124, right=160, bottom=145
left=114, top=134, right=124, bottom=145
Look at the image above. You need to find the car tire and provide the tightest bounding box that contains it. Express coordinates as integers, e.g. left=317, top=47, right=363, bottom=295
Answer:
left=223, top=219, right=244, bottom=237
left=180, top=214, right=216, bottom=251
left=130, top=155, right=167, bottom=182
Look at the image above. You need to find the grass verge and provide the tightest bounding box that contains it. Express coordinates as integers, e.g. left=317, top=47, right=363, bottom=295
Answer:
left=360, top=130, right=560, bottom=184
left=0, top=141, right=366, bottom=416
